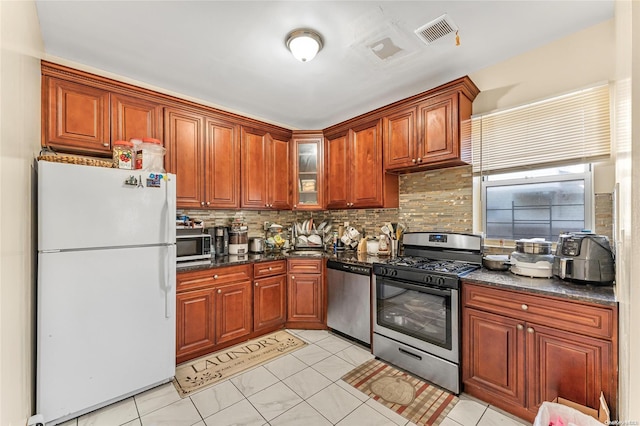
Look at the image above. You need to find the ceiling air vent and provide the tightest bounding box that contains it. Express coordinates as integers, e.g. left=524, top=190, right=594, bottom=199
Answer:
left=414, top=14, right=458, bottom=45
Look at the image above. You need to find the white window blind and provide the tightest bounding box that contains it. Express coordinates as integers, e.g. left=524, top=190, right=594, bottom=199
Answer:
left=471, top=83, right=611, bottom=174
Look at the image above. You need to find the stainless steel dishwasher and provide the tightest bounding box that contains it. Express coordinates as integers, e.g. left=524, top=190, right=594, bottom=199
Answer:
left=326, top=260, right=372, bottom=346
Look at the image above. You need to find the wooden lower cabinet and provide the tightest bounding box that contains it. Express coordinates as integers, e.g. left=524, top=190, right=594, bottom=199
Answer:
left=176, top=265, right=252, bottom=364
left=286, top=258, right=325, bottom=329
left=254, top=260, right=287, bottom=333
left=462, top=282, right=617, bottom=422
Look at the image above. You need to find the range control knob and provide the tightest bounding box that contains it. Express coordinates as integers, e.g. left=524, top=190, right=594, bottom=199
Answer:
left=424, top=275, right=433, bottom=284
left=389, top=269, right=397, bottom=277
left=437, top=277, right=446, bottom=286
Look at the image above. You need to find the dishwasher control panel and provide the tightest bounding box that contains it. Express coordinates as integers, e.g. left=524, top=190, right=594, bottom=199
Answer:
left=327, top=260, right=372, bottom=276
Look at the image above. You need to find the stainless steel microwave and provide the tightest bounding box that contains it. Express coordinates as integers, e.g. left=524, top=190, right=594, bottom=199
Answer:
left=176, top=233, right=212, bottom=262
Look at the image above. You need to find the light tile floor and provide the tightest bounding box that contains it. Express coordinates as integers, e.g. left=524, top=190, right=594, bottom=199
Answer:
left=59, top=329, right=531, bottom=426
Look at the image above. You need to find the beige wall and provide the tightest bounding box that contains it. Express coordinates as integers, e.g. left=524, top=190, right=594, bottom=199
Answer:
left=0, top=1, right=43, bottom=425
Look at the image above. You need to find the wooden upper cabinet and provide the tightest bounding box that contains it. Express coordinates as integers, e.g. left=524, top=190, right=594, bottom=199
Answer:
left=241, top=127, right=269, bottom=209
left=383, top=107, right=417, bottom=170
left=164, top=108, right=204, bottom=209
left=111, top=92, right=162, bottom=142
left=350, top=119, right=384, bottom=208
left=325, top=132, right=350, bottom=209
left=382, top=76, right=479, bottom=172
left=291, top=132, right=325, bottom=211
left=267, top=135, right=292, bottom=210
left=417, top=93, right=457, bottom=164
left=44, top=76, right=111, bottom=155
left=205, top=118, right=240, bottom=209
left=325, top=120, right=398, bottom=209
left=241, top=127, right=291, bottom=210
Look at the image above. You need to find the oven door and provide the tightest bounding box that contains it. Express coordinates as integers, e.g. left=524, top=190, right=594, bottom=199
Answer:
left=373, top=276, right=458, bottom=363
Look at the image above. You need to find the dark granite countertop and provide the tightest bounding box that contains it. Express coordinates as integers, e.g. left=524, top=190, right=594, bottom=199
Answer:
left=463, top=268, right=617, bottom=306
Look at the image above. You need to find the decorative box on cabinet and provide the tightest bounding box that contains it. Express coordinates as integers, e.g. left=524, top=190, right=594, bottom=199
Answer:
left=241, top=127, right=292, bottom=210
left=176, top=265, right=252, bottom=364
left=165, top=107, right=240, bottom=209
left=286, top=258, right=326, bottom=329
left=462, top=282, right=617, bottom=422
left=325, top=119, right=398, bottom=209
left=253, top=260, right=287, bottom=333
left=383, top=76, right=479, bottom=172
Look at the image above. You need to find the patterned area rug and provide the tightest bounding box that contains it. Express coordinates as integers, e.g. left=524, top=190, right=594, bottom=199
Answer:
left=173, top=330, right=306, bottom=397
left=342, top=359, right=459, bottom=425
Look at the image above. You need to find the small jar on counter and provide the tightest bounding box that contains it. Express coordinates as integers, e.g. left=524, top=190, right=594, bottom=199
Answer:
left=113, top=140, right=134, bottom=169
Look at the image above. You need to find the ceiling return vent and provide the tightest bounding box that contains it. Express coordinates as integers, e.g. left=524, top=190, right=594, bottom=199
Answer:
left=414, top=14, right=458, bottom=45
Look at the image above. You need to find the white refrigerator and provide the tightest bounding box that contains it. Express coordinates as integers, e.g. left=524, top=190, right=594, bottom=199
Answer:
left=36, top=161, right=176, bottom=426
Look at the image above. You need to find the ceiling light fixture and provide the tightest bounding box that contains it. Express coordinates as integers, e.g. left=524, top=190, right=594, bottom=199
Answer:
left=285, top=29, right=323, bottom=62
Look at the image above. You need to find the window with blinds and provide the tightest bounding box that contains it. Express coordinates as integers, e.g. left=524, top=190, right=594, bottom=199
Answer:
left=471, top=83, right=611, bottom=175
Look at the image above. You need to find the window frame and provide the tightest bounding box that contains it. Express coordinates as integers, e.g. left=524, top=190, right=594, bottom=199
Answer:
left=477, top=164, right=594, bottom=246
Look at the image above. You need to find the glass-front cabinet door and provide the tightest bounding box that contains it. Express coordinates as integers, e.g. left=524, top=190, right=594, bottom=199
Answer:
left=292, top=131, right=324, bottom=210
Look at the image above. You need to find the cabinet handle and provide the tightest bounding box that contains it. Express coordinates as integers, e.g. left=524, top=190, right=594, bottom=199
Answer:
left=412, top=158, right=417, bottom=163
left=103, top=142, right=109, bottom=147
left=517, top=324, right=524, bottom=330
left=255, top=282, right=259, bottom=286
left=213, top=274, right=218, bottom=279
left=521, top=304, right=528, bottom=311
left=217, top=289, right=221, bottom=294
left=527, top=327, right=534, bottom=334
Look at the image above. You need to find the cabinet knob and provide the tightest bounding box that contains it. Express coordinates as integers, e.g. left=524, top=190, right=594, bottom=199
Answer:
left=521, top=304, right=528, bottom=311
left=206, top=201, right=210, bottom=206
left=412, top=158, right=417, bottom=163
left=103, top=142, right=109, bottom=147
left=268, top=267, right=273, bottom=271
left=527, top=327, right=534, bottom=334
left=293, top=204, right=297, bottom=208
left=291, top=275, right=295, bottom=280
left=255, top=282, right=259, bottom=287
left=213, top=274, right=218, bottom=279
left=217, top=289, right=222, bottom=294
left=517, top=324, right=524, bottom=330
left=201, top=201, right=205, bottom=206
left=417, top=158, right=423, bottom=163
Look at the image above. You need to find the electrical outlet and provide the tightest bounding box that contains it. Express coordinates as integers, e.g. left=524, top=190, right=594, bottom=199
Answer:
left=264, top=221, right=270, bottom=231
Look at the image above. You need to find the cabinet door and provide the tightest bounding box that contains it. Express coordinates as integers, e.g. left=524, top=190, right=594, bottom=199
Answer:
left=165, top=108, right=204, bottom=209
left=215, top=281, right=253, bottom=345
left=325, top=132, right=350, bottom=209
left=176, top=288, right=216, bottom=362
left=44, top=77, right=111, bottom=154
left=463, top=308, right=526, bottom=406
left=384, top=108, right=417, bottom=170
left=526, top=323, right=613, bottom=416
left=241, top=127, right=269, bottom=209
left=111, top=93, right=162, bottom=142
left=350, top=119, right=384, bottom=208
left=287, top=274, right=323, bottom=323
left=417, top=94, right=458, bottom=164
left=205, top=118, right=240, bottom=208
left=254, top=274, right=286, bottom=332
left=267, top=135, right=292, bottom=210
left=292, top=134, right=324, bottom=210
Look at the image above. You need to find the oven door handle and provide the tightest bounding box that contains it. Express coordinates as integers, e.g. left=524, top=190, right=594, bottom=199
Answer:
left=378, top=278, right=451, bottom=297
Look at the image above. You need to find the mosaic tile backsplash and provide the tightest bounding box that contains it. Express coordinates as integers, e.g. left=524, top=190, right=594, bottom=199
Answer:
left=180, top=165, right=613, bottom=244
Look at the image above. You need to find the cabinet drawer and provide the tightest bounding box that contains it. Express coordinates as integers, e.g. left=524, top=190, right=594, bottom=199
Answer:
left=254, top=260, right=286, bottom=278
left=288, top=258, right=323, bottom=274
left=462, top=283, right=616, bottom=339
left=177, top=264, right=251, bottom=292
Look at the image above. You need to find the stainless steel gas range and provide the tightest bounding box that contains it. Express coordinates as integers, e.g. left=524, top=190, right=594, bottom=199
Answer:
left=372, top=231, right=482, bottom=394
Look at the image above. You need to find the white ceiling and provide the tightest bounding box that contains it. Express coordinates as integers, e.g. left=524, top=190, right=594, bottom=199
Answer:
left=35, top=1, right=613, bottom=130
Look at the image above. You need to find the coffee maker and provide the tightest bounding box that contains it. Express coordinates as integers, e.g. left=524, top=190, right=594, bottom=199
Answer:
left=207, top=226, right=229, bottom=256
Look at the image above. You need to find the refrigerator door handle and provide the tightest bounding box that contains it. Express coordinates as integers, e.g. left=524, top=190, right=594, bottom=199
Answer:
left=165, top=245, right=176, bottom=319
